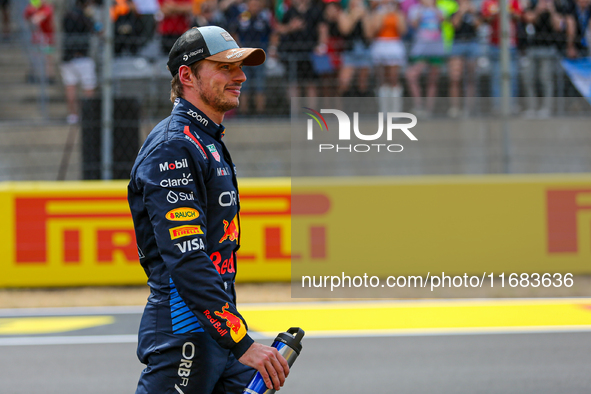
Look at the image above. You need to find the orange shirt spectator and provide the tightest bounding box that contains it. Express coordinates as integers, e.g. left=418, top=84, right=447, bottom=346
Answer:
left=112, top=0, right=132, bottom=20
left=192, top=0, right=207, bottom=16
left=377, top=11, right=401, bottom=38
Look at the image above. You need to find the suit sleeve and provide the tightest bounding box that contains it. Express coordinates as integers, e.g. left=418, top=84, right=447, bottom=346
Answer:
left=138, top=139, right=254, bottom=359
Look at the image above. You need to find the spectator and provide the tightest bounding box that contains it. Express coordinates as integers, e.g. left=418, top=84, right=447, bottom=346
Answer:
left=24, top=0, right=56, bottom=82
left=337, top=0, right=372, bottom=97
left=194, top=0, right=228, bottom=28
left=1, top=0, right=10, bottom=38
left=111, top=0, right=142, bottom=55
left=192, top=0, right=207, bottom=20
left=400, top=0, right=419, bottom=16
left=368, top=0, right=407, bottom=113
left=131, top=0, right=159, bottom=49
left=438, top=0, right=459, bottom=53
left=405, top=0, right=445, bottom=116
left=219, top=0, right=245, bottom=27
left=158, top=0, right=193, bottom=53
left=565, top=0, right=591, bottom=58
left=230, top=0, right=272, bottom=114
left=61, top=0, right=97, bottom=124
left=522, top=0, right=568, bottom=118
left=481, top=0, right=522, bottom=109
left=276, top=0, right=326, bottom=107
left=318, top=0, right=344, bottom=98
left=447, top=0, right=481, bottom=117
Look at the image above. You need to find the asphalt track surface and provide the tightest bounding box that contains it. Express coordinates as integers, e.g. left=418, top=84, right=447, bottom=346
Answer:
left=1, top=300, right=591, bottom=394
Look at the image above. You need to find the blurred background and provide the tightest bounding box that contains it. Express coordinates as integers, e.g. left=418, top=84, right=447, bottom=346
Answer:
left=1, top=0, right=591, bottom=393
left=0, top=0, right=590, bottom=180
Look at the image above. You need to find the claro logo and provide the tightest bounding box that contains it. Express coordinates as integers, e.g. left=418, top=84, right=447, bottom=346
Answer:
left=304, top=107, right=417, bottom=153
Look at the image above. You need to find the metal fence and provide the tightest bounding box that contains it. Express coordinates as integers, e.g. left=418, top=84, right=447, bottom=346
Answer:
left=0, top=0, right=590, bottom=181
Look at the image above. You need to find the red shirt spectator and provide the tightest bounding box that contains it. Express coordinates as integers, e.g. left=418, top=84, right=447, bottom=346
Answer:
left=158, top=0, right=192, bottom=53
left=158, top=0, right=192, bottom=35
left=481, top=0, right=522, bottom=46
left=24, top=0, right=55, bottom=46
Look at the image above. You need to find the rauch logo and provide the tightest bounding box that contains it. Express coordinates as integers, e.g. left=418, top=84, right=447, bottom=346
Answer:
left=303, top=107, right=417, bottom=153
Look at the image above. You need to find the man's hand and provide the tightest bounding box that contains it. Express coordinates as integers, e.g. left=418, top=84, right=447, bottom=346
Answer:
left=288, top=18, right=305, bottom=32
left=566, top=44, right=578, bottom=59
left=239, top=342, right=290, bottom=390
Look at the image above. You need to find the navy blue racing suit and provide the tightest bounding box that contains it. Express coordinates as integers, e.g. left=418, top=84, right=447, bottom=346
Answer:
left=128, top=98, right=255, bottom=394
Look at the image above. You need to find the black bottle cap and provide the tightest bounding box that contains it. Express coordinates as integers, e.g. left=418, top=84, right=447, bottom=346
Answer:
left=275, top=327, right=305, bottom=355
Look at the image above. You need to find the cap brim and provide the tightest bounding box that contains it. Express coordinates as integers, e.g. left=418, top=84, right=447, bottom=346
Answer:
left=206, top=48, right=266, bottom=66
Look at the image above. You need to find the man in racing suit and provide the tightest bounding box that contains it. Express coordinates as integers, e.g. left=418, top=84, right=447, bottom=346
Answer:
left=127, top=26, right=289, bottom=394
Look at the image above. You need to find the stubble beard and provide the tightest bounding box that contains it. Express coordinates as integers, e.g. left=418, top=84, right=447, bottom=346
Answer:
left=197, top=78, right=239, bottom=114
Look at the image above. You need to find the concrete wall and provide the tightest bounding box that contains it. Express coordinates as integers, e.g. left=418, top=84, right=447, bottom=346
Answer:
left=1, top=116, right=590, bottom=181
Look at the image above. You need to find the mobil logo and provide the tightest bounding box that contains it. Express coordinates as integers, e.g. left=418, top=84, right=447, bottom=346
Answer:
left=159, top=158, right=188, bottom=172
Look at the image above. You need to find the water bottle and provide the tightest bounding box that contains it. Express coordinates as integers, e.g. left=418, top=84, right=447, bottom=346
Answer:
left=243, top=327, right=305, bottom=394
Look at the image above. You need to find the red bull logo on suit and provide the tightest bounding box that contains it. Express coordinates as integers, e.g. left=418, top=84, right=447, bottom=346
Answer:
left=214, top=302, right=247, bottom=342
left=219, top=214, right=239, bottom=243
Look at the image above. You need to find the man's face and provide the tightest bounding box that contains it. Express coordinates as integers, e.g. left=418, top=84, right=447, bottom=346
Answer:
left=248, top=0, right=262, bottom=14
left=193, top=60, right=247, bottom=114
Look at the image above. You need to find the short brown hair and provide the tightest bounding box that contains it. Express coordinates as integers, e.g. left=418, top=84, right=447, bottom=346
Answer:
left=170, top=62, right=203, bottom=102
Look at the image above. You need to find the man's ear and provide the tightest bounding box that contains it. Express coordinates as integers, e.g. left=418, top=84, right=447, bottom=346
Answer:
left=178, top=65, right=193, bottom=88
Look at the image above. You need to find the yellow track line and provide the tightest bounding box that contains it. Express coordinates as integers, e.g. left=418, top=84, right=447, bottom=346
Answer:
left=240, top=299, right=591, bottom=337
left=0, top=316, right=114, bottom=335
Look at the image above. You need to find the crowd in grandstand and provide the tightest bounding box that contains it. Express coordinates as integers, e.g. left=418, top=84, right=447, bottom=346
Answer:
left=20, top=0, right=591, bottom=119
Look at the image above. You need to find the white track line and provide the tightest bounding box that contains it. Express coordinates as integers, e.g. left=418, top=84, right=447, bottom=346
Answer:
left=3, top=326, right=591, bottom=347
left=0, top=334, right=138, bottom=346
left=0, top=306, right=144, bottom=317
left=1, top=300, right=591, bottom=346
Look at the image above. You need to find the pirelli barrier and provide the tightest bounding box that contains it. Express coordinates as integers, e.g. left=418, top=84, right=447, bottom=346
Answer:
left=292, top=175, right=591, bottom=282
left=1, top=175, right=591, bottom=287
left=0, top=179, right=291, bottom=287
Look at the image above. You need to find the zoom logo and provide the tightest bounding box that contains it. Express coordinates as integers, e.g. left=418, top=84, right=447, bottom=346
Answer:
left=187, top=109, right=208, bottom=126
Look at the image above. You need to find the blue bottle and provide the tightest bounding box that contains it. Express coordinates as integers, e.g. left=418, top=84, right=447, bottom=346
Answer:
left=243, top=327, right=305, bottom=394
